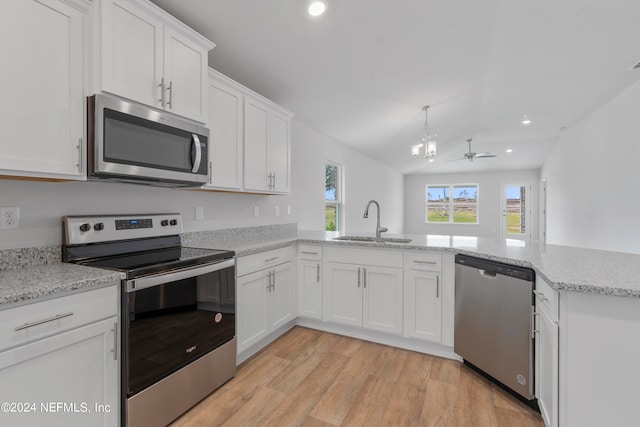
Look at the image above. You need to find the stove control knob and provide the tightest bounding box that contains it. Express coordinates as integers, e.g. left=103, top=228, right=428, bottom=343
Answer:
left=161, top=220, right=169, bottom=226
left=94, top=222, right=104, bottom=231
left=170, top=219, right=178, bottom=226
left=79, top=223, right=91, bottom=232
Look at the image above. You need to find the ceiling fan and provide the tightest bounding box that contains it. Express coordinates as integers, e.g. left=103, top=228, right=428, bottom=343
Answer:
left=448, top=138, right=497, bottom=162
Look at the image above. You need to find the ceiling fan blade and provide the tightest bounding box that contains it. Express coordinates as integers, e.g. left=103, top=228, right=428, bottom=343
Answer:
left=474, top=153, right=497, bottom=158
left=446, top=156, right=468, bottom=162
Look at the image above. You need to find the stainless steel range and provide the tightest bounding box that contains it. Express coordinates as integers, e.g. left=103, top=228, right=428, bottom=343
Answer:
left=62, top=213, right=236, bottom=427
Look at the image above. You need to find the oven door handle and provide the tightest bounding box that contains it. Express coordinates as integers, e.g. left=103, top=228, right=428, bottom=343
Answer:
left=125, top=258, right=235, bottom=293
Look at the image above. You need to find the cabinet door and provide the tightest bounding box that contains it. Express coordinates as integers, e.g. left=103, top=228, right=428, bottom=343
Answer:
left=243, top=96, right=270, bottom=192
left=269, top=110, right=291, bottom=193
left=363, top=266, right=403, bottom=335
left=404, top=270, right=442, bottom=342
left=324, top=262, right=362, bottom=327
left=537, top=304, right=559, bottom=427
left=0, top=317, right=118, bottom=427
left=0, top=0, right=84, bottom=178
left=270, top=263, right=294, bottom=329
left=163, top=27, right=208, bottom=122
left=298, top=260, right=322, bottom=319
left=205, top=76, right=243, bottom=189
left=237, top=270, right=269, bottom=353
left=101, top=0, right=163, bottom=109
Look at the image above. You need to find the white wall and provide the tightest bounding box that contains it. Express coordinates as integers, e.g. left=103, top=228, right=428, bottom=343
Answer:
left=541, top=80, right=640, bottom=254
left=0, top=119, right=403, bottom=249
left=290, top=120, right=404, bottom=234
left=404, top=170, right=540, bottom=238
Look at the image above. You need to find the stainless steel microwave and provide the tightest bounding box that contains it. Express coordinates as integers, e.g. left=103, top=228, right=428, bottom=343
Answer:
left=87, top=94, right=209, bottom=187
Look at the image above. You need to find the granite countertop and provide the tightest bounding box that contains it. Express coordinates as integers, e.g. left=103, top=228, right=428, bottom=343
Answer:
left=190, top=229, right=640, bottom=298
left=0, top=263, right=125, bottom=308
left=2, top=224, right=638, bottom=308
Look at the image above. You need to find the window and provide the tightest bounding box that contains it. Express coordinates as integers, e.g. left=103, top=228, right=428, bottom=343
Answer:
left=325, top=161, right=342, bottom=231
left=426, top=184, right=478, bottom=224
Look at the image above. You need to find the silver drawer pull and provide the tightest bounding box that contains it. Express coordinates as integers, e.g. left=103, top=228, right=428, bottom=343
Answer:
left=414, top=260, right=437, bottom=265
left=15, top=312, right=74, bottom=331
left=265, top=257, right=279, bottom=263
left=301, top=251, right=318, bottom=255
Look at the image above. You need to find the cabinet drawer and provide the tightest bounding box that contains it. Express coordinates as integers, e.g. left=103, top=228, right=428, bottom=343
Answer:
left=404, top=251, right=442, bottom=272
left=298, top=245, right=322, bottom=261
left=0, top=285, right=118, bottom=351
left=324, top=246, right=403, bottom=268
left=535, top=276, right=558, bottom=322
left=237, top=246, right=295, bottom=277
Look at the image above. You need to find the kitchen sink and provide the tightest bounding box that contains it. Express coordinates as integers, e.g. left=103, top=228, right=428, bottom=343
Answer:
left=333, top=236, right=412, bottom=244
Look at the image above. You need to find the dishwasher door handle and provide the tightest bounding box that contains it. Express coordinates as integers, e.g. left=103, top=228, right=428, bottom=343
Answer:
left=479, top=269, right=497, bottom=278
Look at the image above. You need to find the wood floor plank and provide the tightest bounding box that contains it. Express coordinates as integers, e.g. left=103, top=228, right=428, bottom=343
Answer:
left=260, top=351, right=349, bottom=427
left=340, top=375, right=395, bottom=426
left=309, top=340, right=384, bottom=425
left=171, top=327, right=547, bottom=427
left=379, top=380, right=427, bottom=427
left=369, top=345, right=409, bottom=381
left=421, top=379, right=460, bottom=427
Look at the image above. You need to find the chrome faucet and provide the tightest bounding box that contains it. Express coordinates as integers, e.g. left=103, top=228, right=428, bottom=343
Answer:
left=363, top=200, right=388, bottom=241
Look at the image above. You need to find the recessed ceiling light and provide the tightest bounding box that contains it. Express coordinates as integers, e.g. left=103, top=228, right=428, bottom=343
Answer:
left=308, top=1, right=327, bottom=16
left=506, top=148, right=513, bottom=153
left=521, top=118, right=532, bottom=125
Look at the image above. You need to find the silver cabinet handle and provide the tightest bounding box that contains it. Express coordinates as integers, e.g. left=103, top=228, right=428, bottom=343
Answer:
left=265, top=257, right=279, bottom=263
left=267, top=270, right=272, bottom=292
left=76, top=138, right=82, bottom=173
left=317, top=263, right=320, bottom=282
left=272, top=172, right=276, bottom=190
left=271, top=270, right=276, bottom=291
left=357, top=267, right=361, bottom=288
left=363, top=268, right=367, bottom=288
left=533, top=290, right=548, bottom=302
left=436, top=275, right=439, bottom=298
left=111, top=322, right=118, bottom=361
left=166, top=81, right=173, bottom=108
left=301, top=251, right=318, bottom=255
left=15, top=312, right=74, bottom=331
left=158, top=77, right=166, bottom=107
left=414, top=260, right=437, bottom=265
left=191, top=134, right=202, bottom=173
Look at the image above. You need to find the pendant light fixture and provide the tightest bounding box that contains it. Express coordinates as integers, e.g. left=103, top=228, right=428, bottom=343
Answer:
left=411, top=105, right=437, bottom=162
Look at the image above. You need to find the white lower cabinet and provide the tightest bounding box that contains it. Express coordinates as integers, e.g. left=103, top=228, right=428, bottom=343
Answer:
left=535, top=277, right=559, bottom=427
left=0, top=286, right=119, bottom=427
left=236, top=248, right=295, bottom=355
left=297, top=253, right=323, bottom=320
left=324, top=261, right=403, bottom=335
left=404, top=269, right=442, bottom=342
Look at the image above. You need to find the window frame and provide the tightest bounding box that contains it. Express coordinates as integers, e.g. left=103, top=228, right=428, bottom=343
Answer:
left=425, top=183, right=479, bottom=224
left=325, top=160, right=343, bottom=232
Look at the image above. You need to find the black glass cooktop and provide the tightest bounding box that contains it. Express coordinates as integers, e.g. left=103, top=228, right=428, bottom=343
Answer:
left=73, top=245, right=234, bottom=279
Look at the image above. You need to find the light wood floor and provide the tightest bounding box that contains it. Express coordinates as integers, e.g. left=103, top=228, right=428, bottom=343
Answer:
left=170, top=327, right=545, bottom=427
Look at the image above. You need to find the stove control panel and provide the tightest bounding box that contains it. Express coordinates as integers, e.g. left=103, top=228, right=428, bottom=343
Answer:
left=63, top=213, right=183, bottom=245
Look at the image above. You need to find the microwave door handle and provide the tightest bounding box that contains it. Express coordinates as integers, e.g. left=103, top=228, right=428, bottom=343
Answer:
left=191, top=134, right=202, bottom=173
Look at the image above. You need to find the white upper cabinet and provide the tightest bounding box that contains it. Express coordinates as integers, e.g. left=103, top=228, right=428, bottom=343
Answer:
left=100, top=0, right=213, bottom=123
left=0, top=0, right=86, bottom=179
left=204, top=70, right=244, bottom=190
left=243, top=94, right=292, bottom=194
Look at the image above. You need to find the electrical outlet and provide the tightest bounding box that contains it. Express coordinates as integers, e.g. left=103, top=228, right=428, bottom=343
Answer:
left=0, top=207, right=19, bottom=229
left=286, top=205, right=292, bottom=215
left=195, top=206, right=204, bottom=221
left=253, top=206, right=260, bottom=217
left=274, top=206, right=280, bottom=216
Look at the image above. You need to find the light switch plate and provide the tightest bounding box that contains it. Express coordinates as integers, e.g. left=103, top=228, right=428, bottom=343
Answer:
left=195, top=206, right=204, bottom=221
left=274, top=206, right=280, bottom=216
left=253, top=206, right=260, bottom=217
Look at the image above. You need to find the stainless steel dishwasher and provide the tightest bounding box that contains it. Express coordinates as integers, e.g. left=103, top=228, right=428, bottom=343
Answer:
left=454, top=254, right=535, bottom=401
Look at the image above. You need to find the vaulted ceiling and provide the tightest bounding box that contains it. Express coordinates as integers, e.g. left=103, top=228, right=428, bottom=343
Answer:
left=151, top=0, right=640, bottom=174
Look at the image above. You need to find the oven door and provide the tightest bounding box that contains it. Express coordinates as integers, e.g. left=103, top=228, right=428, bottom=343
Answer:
left=88, top=93, right=209, bottom=187
left=123, top=259, right=235, bottom=397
